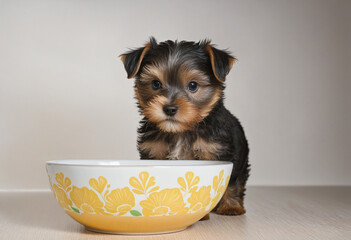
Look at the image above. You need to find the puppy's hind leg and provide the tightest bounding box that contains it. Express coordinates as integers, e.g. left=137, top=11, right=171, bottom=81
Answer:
left=213, top=167, right=249, bottom=216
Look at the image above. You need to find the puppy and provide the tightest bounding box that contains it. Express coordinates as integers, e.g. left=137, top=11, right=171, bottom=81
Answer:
left=120, top=37, right=249, bottom=216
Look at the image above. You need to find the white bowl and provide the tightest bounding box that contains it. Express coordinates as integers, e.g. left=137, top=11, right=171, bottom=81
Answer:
left=46, top=160, right=233, bottom=234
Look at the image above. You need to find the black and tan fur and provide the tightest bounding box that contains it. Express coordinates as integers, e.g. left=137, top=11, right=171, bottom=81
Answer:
left=120, top=37, right=249, bottom=216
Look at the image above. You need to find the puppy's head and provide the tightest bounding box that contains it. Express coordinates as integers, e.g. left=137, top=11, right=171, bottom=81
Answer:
left=120, top=37, right=235, bottom=133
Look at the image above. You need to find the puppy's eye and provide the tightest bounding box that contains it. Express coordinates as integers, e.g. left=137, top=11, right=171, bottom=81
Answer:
left=152, top=80, right=162, bottom=90
left=187, top=81, right=198, bottom=93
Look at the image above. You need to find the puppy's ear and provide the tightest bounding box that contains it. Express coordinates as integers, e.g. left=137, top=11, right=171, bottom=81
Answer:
left=120, top=43, right=151, bottom=79
left=205, top=44, right=236, bottom=82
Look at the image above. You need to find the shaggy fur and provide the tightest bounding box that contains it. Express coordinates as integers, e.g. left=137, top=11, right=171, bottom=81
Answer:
left=120, top=37, right=250, bottom=216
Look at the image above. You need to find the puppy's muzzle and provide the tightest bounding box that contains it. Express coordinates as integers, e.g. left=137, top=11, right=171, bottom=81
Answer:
left=163, top=105, right=178, bottom=116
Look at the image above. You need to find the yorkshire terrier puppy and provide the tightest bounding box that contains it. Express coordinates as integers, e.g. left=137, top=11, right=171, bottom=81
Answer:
left=120, top=37, right=249, bottom=216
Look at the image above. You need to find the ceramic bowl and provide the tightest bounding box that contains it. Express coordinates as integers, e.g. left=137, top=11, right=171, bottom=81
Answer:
left=46, top=160, right=233, bottom=234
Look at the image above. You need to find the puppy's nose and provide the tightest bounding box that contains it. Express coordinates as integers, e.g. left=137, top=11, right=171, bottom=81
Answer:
left=163, top=105, right=178, bottom=116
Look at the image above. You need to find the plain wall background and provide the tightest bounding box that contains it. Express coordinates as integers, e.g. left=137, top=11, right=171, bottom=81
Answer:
left=0, top=0, right=350, bottom=190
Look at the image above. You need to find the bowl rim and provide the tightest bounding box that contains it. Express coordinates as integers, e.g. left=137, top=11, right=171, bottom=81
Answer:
left=46, top=159, right=233, bottom=167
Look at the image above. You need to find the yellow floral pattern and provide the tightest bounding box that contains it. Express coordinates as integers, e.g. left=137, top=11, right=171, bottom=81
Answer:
left=105, top=187, right=135, bottom=215
left=177, top=172, right=200, bottom=195
left=55, top=172, right=71, bottom=191
left=89, top=176, right=107, bottom=194
left=129, top=171, right=160, bottom=195
left=49, top=170, right=229, bottom=216
left=51, top=173, right=72, bottom=211
left=70, top=186, right=105, bottom=214
left=53, top=184, right=72, bottom=210
left=210, top=170, right=230, bottom=209
left=140, top=188, right=188, bottom=216
left=188, top=186, right=212, bottom=213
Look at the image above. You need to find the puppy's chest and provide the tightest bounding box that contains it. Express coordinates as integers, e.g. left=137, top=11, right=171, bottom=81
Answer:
left=140, top=135, right=222, bottom=160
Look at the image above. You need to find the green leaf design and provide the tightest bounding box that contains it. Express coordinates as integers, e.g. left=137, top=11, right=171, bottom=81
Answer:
left=130, top=210, right=142, bottom=216
left=71, top=207, right=80, bottom=213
